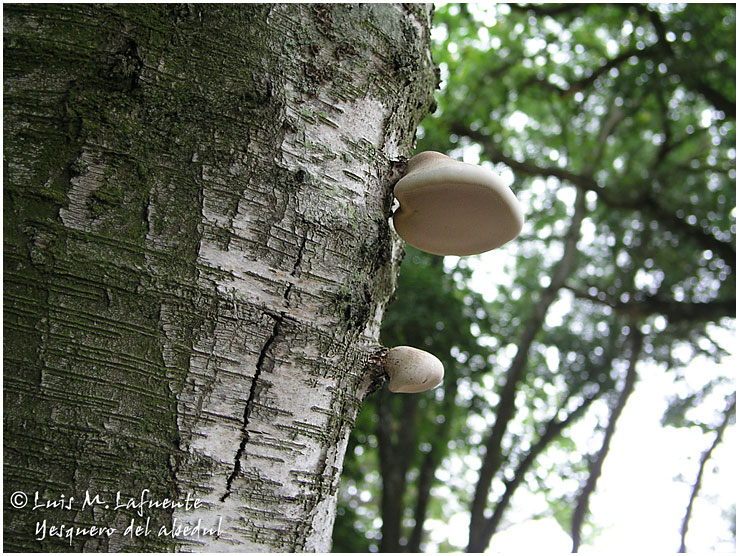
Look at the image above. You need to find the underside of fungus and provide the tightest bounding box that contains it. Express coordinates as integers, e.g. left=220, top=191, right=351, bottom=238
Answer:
left=393, top=151, right=524, bottom=256
left=385, top=346, right=444, bottom=393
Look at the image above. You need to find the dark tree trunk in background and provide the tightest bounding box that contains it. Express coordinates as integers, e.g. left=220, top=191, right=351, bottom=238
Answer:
left=377, top=391, right=419, bottom=552
left=3, top=4, right=436, bottom=551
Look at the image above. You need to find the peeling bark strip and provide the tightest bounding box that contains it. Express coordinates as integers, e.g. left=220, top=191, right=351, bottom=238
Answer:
left=3, top=4, right=436, bottom=552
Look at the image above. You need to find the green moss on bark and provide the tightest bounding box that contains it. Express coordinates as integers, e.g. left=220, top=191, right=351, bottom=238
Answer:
left=4, top=4, right=437, bottom=551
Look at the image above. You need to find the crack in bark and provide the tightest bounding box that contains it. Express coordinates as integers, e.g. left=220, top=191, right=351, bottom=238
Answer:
left=284, top=230, right=308, bottom=304
left=291, top=232, right=308, bottom=277
left=221, top=312, right=283, bottom=502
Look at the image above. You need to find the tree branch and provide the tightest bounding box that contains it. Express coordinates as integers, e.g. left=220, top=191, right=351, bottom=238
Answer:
left=571, top=326, right=643, bottom=552
left=678, top=394, right=736, bottom=552
left=450, top=122, right=736, bottom=268
left=635, top=3, right=736, bottom=118
left=515, top=3, right=735, bottom=117
left=566, top=285, right=736, bottom=323
left=377, top=392, right=420, bottom=552
left=507, top=3, right=588, bottom=18
left=479, top=385, right=604, bottom=547
left=690, top=80, right=736, bottom=119
left=518, top=47, right=652, bottom=98
left=467, top=189, right=588, bottom=552
left=566, top=48, right=647, bottom=97
left=408, top=450, right=435, bottom=552
left=408, top=376, right=459, bottom=552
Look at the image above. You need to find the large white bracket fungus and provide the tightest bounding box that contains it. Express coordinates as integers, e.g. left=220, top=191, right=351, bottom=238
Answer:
left=392, top=151, right=524, bottom=256
left=385, top=346, right=444, bottom=393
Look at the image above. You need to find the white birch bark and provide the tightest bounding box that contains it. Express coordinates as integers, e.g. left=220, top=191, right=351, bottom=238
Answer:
left=3, top=4, right=436, bottom=551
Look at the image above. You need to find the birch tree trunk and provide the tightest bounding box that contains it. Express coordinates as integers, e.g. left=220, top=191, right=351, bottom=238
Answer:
left=3, top=4, right=436, bottom=551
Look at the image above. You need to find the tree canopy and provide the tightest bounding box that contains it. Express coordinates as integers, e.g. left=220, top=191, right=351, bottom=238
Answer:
left=334, top=3, right=735, bottom=553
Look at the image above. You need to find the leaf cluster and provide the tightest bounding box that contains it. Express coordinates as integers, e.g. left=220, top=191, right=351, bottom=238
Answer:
left=336, top=3, right=735, bottom=552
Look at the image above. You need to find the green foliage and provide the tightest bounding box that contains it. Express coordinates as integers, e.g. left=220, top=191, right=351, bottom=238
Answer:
left=334, top=248, right=493, bottom=551
left=335, top=3, right=735, bottom=552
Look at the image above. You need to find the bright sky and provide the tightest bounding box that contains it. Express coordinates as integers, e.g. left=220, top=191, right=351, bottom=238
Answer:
left=436, top=139, right=737, bottom=552
left=482, top=353, right=736, bottom=554
left=423, top=4, right=735, bottom=552
left=430, top=246, right=736, bottom=553
left=434, top=212, right=736, bottom=553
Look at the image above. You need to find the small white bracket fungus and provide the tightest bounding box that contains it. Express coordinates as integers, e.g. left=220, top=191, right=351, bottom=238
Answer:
left=385, top=346, right=444, bottom=393
left=393, top=151, right=525, bottom=256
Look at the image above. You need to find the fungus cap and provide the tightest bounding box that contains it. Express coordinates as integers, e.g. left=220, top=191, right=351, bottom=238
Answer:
left=393, top=151, right=524, bottom=256
left=385, top=346, right=444, bottom=393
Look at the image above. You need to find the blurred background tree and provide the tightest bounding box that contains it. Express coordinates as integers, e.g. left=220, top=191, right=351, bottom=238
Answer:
left=334, top=3, right=735, bottom=553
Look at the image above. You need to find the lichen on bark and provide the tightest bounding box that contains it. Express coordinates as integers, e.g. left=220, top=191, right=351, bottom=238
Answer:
left=4, top=4, right=436, bottom=552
